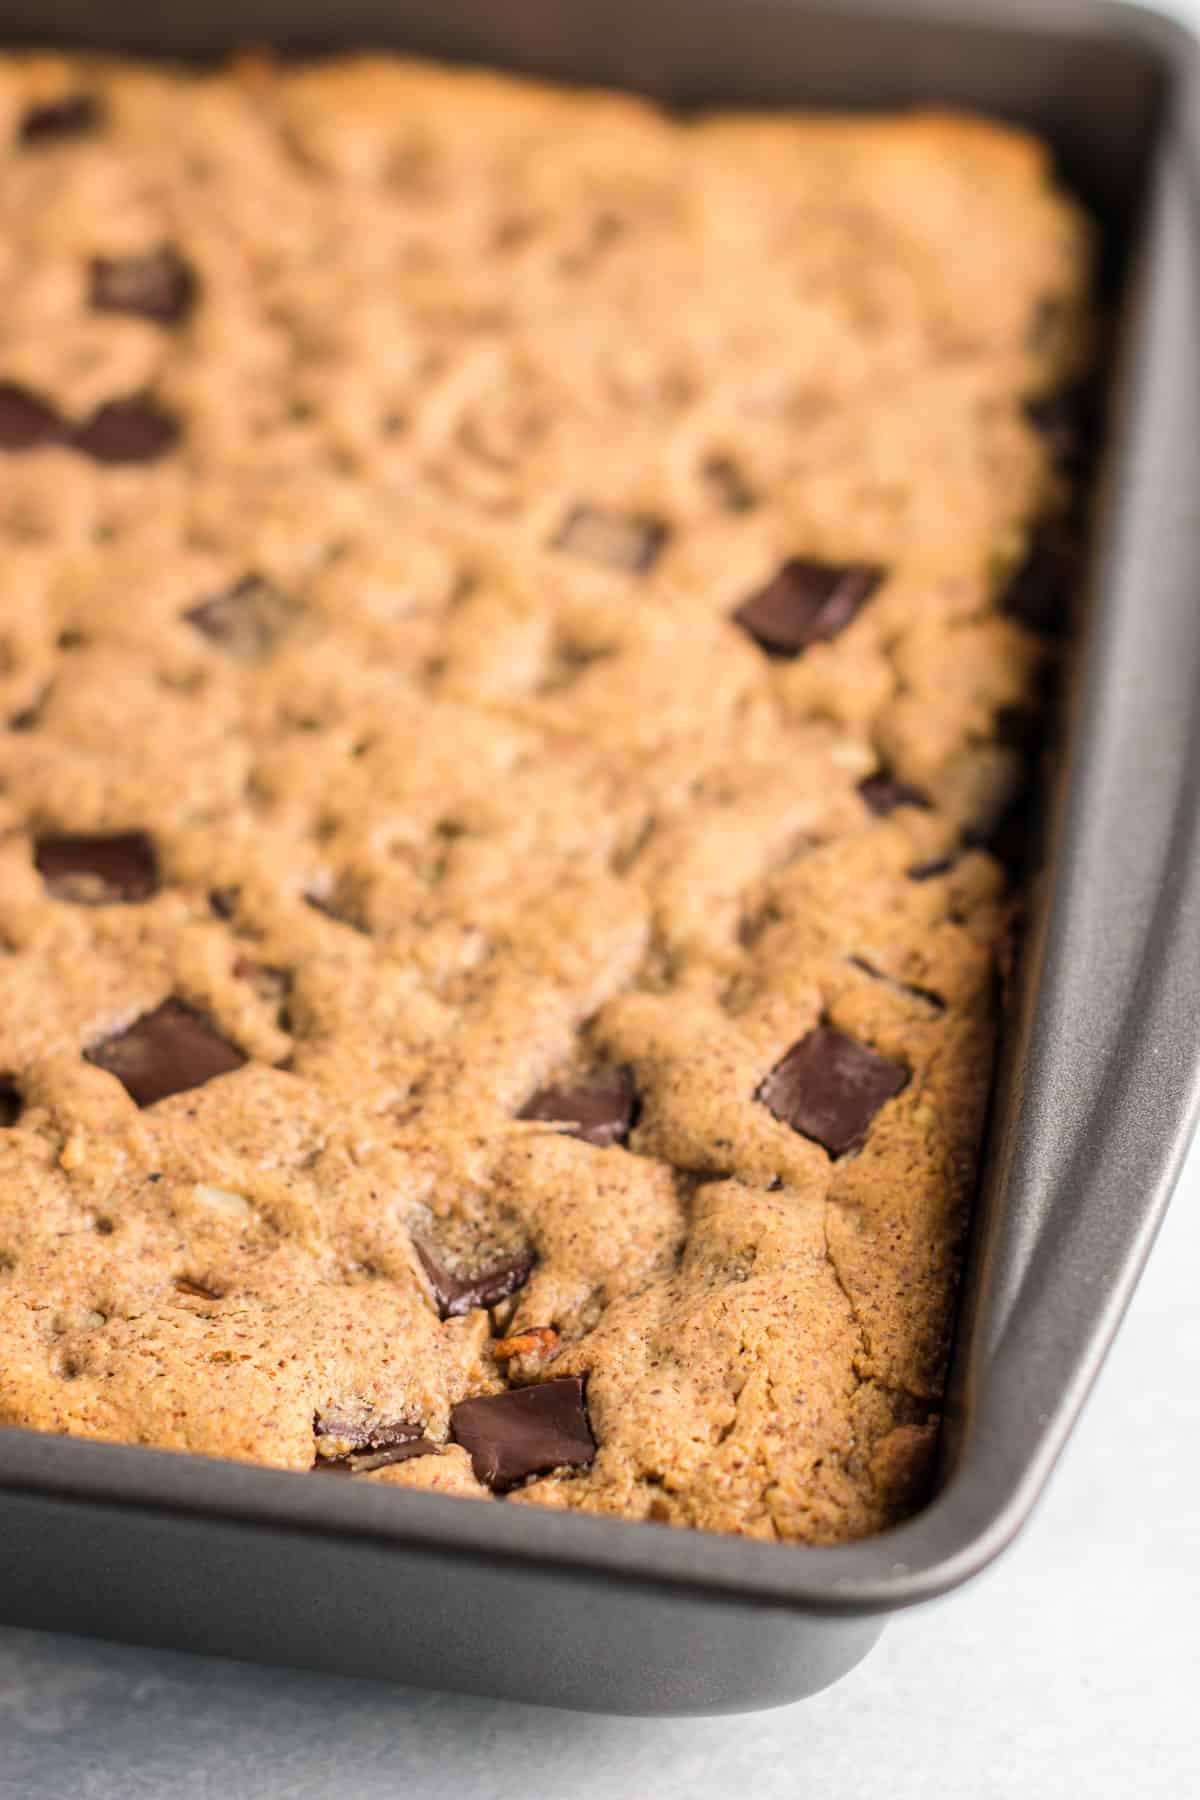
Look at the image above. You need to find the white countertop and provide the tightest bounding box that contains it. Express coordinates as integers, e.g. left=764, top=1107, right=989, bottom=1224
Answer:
left=3, top=3, right=1200, bottom=1792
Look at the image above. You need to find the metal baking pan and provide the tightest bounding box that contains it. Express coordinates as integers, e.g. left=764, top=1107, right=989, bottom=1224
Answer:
left=2, top=0, right=1199, bottom=1716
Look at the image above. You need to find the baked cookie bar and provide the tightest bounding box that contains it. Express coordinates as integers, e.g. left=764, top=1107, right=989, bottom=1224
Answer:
left=0, top=53, right=1094, bottom=1540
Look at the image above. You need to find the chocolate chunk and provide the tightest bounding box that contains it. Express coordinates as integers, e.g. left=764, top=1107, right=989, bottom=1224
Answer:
left=208, top=887, right=240, bottom=920
left=317, top=1441, right=436, bottom=1476
left=315, top=1415, right=426, bottom=1453
left=70, top=395, right=180, bottom=464
left=0, top=381, right=67, bottom=452
left=1001, top=525, right=1079, bottom=636
left=86, top=999, right=245, bottom=1107
left=34, top=830, right=159, bottom=904
left=733, top=558, right=883, bottom=658
left=413, top=1236, right=535, bottom=1320
left=552, top=505, right=668, bottom=572
left=90, top=246, right=197, bottom=326
left=847, top=955, right=945, bottom=1013
left=450, top=1377, right=596, bottom=1491
left=19, top=93, right=103, bottom=145
left=858, top=774, right=930, bottom=817
left=303, top=891, right=368, bottom=935
left=184, top=575, right=300, bottom=662
left=0, top=1078, right=21, bottom=1128
left=313, top=1414, right=435, bottom=1476
left=518, top=1068, right=637, bottom=1148
left=757, top=1025, right=908, bottom=1157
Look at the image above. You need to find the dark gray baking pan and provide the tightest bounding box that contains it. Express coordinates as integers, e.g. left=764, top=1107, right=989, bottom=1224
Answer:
left=1, top=0, right=1199, bottom=1716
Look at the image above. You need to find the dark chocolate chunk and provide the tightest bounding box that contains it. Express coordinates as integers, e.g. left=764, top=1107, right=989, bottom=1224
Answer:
left=733, top=558, right=883, bottom=658
left=552, top=506, right=668, bottom=572
left=19, top=93, right=103, bottom=145
left=85, top=999, right=245, bottom=1107
left=0, top=1078, right=21, bottom=1128
left=0, top=381, right=67, bottom=452
left=413, top=1236, right=535, bottom=1320
left=518, top=1068, right=637, bottom=1148
left=756, top=1025, right=908, bottom=1157
left=315, top=1415, right=426, bottom=1453
left=847, top=955, right=945, bottom=1013
left=313, top=1414, right=435, bottom=1476
left=317, top=1441, right=436, bottom=1476
left=450, top=1376, right=596, bottom=1491
left=1001, top=525, right=1079, bottom=637
left=90, top=245, right=197, bottom=326
left=303, top=891, right=369, bottom=935
left=857, top=774, right=930, bottom=817
left=183, top=575, right=300, bottom=662
left=70, top=395, right=180, bottom=464
left=34, top=830, right=159, bottom=904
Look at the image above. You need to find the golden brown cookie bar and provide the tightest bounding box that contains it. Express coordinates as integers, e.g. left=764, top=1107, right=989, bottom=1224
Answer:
left=0, top=51, right=1094, bottom=1541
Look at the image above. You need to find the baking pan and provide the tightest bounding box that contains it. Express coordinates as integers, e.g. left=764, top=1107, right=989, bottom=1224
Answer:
left=2, top=0, right=1199, bottom=1716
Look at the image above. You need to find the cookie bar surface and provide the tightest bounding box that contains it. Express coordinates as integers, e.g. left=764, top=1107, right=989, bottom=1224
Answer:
left=0, top=52, right=1092, bottom=1540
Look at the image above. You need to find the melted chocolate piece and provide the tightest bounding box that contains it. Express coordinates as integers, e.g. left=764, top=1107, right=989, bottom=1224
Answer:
left=19, top=93, right=103, bottom=145
left=315, top=1416, right=424, bottom=1453
left=85, top=1000, right=245, bottom=1107
left=552, top=506, right=669, bottom=572
left=183, top=575, right=299, bottom=662
left=733, top=558, right=883, bottom=658
left=303, top=891, right=369, bottom=935
left=71, top=395, right=180, bottom=464
left=413, top=1236, right=535, bottom=1320
left=90, top=245, right=197, bottom=326
left=0, top=381, right=67, bottom=452
left=317, top=1443, right=437, bottom=1476
left=450, top=1376, right=596, bottom=1491
left=313, top=1414, right=435, bottom=1476
left=518, top=1068, right=637, bottom=1148
left=0, top=1078, right=21, bottom=1128
left=34, top=830, right=159, bottom=903
left=858, top=774, right=930, bottom=817
left=847, top=955, right=945, bottom=1014
left=757, top=1025, right=908, bottom=1158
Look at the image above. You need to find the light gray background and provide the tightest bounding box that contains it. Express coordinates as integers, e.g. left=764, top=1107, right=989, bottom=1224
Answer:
left=3, top=2, right=1199, bottom=1792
